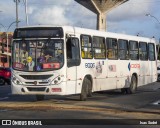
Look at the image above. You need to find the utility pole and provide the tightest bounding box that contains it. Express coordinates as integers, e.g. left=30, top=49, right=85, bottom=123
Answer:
left=25, top=0, right=29, bottom=25
left=146, top=14, right=160, bottom=24
left=14, top=0, right=20, bottom=28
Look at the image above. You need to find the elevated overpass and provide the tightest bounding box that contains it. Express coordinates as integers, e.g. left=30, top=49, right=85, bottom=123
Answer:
left=75, top=0, right=129, bottom=31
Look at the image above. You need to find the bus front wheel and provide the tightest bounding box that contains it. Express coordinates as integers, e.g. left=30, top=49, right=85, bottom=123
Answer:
left=36, top=95, right=45, bottom=101
left=87, top=79, right=92, bottom=97
left=126, top=75, right=137, bottom=94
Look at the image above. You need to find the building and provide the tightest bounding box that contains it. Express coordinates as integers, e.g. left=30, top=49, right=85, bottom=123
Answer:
left=0, top=32, right=12, bottom=67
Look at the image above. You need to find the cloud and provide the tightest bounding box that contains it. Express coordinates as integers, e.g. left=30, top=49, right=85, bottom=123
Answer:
left=27, top=0, right=74, bottom=25
left=0, top=1, right=15, bottom=19
left=108, top=0, right=152, bottom=22
left=28, top=6, right=37, bottom=14
left=28, top=0, right=97, bottom=28
left=31, top=6, right=70, bottom=25
left=7, top=0, right=152, bottom=28
left=65, top=2, right=97, bottom=28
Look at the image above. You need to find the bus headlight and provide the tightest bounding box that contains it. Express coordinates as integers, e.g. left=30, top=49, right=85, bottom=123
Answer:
left=50, top=76, right=62, bottom=85
left=12, top=75, right=23, bottom=85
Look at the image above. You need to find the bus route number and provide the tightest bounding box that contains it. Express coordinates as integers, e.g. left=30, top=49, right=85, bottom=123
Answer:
left=85, top=63, right=95, bottom=68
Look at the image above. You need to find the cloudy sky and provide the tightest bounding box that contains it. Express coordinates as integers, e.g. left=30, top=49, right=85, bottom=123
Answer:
left=0, top=0, right=160, bottom=40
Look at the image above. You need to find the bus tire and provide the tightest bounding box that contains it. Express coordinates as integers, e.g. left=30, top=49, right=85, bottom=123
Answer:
left=126, top=75, right=137, bottom=94
left=157, top=74, right=160, bottom=82
left=121, top=88, right=127, bottom=94
left=87, top=79, right=92, bottom=97
left=80, top=78, right=89, bottom=101
left=36, top=95, right=45, bottom=101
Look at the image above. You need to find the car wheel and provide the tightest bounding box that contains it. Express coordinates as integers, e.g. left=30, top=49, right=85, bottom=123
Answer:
left=0, top=77, right=5, bottom=86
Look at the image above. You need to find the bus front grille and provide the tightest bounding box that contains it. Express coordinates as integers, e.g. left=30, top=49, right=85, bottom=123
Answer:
left=20, top=75, right=52, bottom=80
left=27, top=87, right=46, bottom=92
left=25, top=82, right=49, bottom=85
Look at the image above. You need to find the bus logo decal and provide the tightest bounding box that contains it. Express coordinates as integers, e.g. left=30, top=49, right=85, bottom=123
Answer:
left=128, top=63, right=131, bottom=71
left=128, top=63, right=140, bottom=71
left=130, top=64, right=140, bottom=68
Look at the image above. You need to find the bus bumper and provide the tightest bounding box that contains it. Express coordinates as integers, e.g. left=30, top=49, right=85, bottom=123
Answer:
left=11, top=82, right=66, bottom=95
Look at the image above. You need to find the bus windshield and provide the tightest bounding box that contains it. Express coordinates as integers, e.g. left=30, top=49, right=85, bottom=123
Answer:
left=12, top=39, right=64, bottom=72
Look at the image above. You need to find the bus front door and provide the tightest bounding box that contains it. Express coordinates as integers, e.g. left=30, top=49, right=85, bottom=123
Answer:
left=66, top=37, right=80, bottom=95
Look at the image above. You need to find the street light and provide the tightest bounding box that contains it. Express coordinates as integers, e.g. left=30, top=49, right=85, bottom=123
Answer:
left=13, top=0, right=20, bottom=27
left=25, top=0, right=29, bottom=25
left=0, top=23, right=5, bottom=31
left=146, top=13, right=160, bottom=24
left=146, top=14, right=160, bottom=61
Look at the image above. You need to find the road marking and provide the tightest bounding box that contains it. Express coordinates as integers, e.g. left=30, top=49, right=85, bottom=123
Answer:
left=0, top=97, right=9, bottom=100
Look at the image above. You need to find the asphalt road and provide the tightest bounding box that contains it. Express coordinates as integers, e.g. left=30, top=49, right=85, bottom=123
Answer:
left=0, top=83, right=160, bottom=127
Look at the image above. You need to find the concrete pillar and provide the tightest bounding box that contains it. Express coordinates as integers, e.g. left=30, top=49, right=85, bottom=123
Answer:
left=97, top=12, right=106, bottom=31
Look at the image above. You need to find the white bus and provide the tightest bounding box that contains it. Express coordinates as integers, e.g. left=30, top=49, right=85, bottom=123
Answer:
left=11, top=26, right=157, bottom=101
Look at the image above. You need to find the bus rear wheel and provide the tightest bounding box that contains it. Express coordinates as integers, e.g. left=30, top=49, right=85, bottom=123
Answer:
left=80, top=78, right=92, bottom=101
left=157, top=74, right=160, bottom=82
left=126, top=75, right=137, bottom=94
left=36, top=95, right=45, bottom=101
left=121, top=88, right=127, bottom=94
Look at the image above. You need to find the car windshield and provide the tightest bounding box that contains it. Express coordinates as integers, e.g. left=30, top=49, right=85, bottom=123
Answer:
left=12, top=39, right=64, bottom=72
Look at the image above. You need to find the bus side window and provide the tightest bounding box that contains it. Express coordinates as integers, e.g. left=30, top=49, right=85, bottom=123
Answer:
left=106, top=38, right=118, bottom=59
left=93, top=36, right=106, bottom=59
left=66, top=37, right=80, bottom=67
left=118, top=39, right=129, bottom=60
left=139, top=42, right=148, bottom=60
left=81, top=35, right=92, bottom=59
left=148, top=43, right=155, bottom=61
left=129, top=41, right=139, bottom=60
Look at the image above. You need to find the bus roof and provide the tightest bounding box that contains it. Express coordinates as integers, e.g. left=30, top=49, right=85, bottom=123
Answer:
left=16, top=25, right=157, bottom=43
